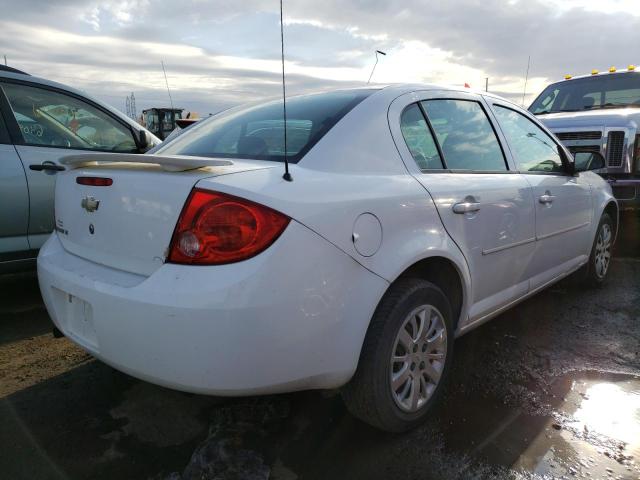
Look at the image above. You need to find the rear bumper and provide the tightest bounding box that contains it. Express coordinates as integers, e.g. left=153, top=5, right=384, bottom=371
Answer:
left=37, top=222, right=388, bottom=395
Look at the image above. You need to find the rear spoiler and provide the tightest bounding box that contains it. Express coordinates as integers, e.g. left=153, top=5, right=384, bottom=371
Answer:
left=60, top=153, right=233, bottom=172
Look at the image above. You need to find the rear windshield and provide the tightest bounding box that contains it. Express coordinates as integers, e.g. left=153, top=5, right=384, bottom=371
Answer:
left=530, top=72, right=640, bottom=114
left=156, top=89, right=375, bottom=163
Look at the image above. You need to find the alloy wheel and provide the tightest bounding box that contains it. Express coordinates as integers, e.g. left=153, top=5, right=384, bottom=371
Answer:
left=390, top=304, right=447, bottom=413
left=594, top=223, right=612, bottom=279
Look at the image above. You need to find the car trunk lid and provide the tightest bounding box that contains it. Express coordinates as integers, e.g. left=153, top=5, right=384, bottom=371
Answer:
left=54, top=153, right=276, bottom=276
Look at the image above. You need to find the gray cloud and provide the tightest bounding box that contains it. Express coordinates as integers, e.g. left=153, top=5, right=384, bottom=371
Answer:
left=1, top=0, right=638, bottom=114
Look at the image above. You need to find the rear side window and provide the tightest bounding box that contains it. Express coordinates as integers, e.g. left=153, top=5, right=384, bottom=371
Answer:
left=399, top=104, right=443, bottom=170
left=421, top=99, right=507, bottom=171
left=157, top=89, right=375, bottom=163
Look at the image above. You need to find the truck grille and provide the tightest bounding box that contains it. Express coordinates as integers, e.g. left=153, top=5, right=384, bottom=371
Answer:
left=556, top=131, right=602, bottom=141
left=607, top=131, right=625, bottom=167
left=568, top=145, right=600, bottom=153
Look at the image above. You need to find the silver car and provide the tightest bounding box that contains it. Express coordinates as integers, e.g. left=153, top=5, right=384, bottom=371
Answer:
left=0, top=65, right=159, bottom=272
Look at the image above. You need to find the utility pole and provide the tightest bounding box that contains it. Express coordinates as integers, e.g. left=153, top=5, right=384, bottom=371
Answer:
left=522, top=55, right=531, bottom=107
left=485, top=77, right=489, bottom=92
left=3, top=55, right=6, bottom=66
left=161, top=60, right=174, bottom=110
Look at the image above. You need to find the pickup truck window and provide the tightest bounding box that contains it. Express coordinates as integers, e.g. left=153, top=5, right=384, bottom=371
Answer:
left=494, top=105, right=563, bottom=173
left=530, top=72, right=640, bottom=114
left=421, top=99, right=507, bottom=172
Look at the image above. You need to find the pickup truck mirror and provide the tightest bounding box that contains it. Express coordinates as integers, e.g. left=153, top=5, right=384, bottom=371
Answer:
left=573, top=150, right=606, bottom=173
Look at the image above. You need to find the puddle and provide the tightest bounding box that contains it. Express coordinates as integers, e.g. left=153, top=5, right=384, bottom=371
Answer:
left=444, top=371, right=640, bottom=479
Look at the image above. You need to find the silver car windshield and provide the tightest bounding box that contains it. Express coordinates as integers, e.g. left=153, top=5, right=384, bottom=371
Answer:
left=530, top=73, right=640, bottom=114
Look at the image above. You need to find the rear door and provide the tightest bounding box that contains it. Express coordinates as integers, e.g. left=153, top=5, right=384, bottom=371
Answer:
left=390, top=91, right=536, bottom=322
left=0, top=80, right=140, bottom=250
left=489, top=100, right=593, bottom=288
left=0, top=98, right=30, bottom=259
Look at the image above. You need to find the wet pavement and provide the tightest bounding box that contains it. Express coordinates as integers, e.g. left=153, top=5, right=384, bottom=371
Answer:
left=0, top=212, right=638, bottom=480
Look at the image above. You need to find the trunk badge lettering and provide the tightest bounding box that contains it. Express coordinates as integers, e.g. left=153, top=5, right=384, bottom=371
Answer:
left=81, top=196, right=100, bottom=213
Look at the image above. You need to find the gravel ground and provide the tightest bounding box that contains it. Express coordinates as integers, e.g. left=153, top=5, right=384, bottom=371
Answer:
left=0, top=212, right=638, bottom=480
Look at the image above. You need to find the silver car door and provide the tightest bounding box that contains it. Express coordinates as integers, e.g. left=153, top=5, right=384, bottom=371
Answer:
left=0, top=81, right=139, bottom=250
left=389, top=90, right=536, bottom=324
left=0, top=104, right=30, bottom=258
left=489, top=100, right=593, bottom=289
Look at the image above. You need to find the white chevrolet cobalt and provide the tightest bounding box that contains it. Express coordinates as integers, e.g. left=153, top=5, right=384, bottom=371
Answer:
left=38, top=85, right=617, bottom=432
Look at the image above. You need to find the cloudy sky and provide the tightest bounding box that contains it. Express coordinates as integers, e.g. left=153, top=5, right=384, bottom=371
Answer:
left=1, top=0, right=639, bottom=117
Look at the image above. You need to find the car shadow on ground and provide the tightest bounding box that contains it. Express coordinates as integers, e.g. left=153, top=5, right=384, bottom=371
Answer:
left=1, top=212, right=638, bottom=480
left=3, top=259, right=638, bottom=480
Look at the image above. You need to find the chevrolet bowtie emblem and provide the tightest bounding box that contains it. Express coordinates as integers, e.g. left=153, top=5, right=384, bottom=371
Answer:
left=81, top=196, right=100, bottom=213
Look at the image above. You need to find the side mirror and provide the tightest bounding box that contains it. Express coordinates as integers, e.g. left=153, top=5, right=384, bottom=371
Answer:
left=138, top=130, right=149, bottom=152
left=573, top=150, right=606, bottom=173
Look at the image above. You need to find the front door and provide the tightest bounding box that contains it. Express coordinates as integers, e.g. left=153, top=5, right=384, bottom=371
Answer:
left=393, top=92, right=536, bottom=322
left=490, top=102, right=593, bottom=289
left=0, top=108, right=29, bottom=259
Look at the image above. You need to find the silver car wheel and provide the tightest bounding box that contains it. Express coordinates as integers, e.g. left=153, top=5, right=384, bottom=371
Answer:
left=390, top=304, right=447, bottom=413
left=594, top=223, right=612, bottom=279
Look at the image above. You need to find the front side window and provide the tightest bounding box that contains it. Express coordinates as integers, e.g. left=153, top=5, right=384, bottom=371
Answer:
left=2, top=83, right=137, bottom=152
left=399, top=104, right=443, bottom=170
left=156, top=89, right=375, bottom=163
left=421, top=99, right=507, bottom=171
left=493, top=105, right=563, bottom=173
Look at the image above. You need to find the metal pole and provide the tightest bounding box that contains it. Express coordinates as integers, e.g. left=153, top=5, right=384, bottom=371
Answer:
left=522, top=55, right=531, bottom=107
left=161, top=60, right=174, bottom=110
left=485, top=77, right=489, bottom=92
left=367, top=50, right=386, bottom=84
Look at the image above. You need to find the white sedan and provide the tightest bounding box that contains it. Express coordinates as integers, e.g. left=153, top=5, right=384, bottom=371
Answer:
left=38, top=84, right=617, bottom=432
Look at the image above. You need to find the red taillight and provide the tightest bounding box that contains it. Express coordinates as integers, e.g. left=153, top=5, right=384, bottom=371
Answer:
left=167, top=189, right=290, bottom=265
left=76, top=176, right=113, bottom=186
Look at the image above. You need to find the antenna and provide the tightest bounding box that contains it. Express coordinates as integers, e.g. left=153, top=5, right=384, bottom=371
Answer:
left=279, top=0, right=292, bottom=182
left=367, top=50, right=386, bottom=84
left=522, top=55, right=531, bottom=107
left=3, top=55, right=6, bottom=66
left=161, top=60, right=174, bottom=110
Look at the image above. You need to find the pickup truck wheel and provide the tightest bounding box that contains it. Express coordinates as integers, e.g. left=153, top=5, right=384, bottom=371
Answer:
left=342, top=278, right=454, bottom=432
left=586, top=212, right=613, bottom=285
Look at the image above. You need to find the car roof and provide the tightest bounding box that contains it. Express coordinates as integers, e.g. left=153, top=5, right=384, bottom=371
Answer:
left=0, top=65, right=29, bottom=75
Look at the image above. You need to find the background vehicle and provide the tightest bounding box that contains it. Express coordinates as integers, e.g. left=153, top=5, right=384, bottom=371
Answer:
left=530, top=65, right=640, bottom=210
left=38, top=85, right=616, bottom=432
left=0, top=65, right=160, bottom=272
left=142, top=107, right=184, bottom=140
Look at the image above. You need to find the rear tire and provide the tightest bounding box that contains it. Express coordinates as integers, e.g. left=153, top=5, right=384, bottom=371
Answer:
left=585, top=213, right=613, bottom=286
left=342, top=278, right=454, bottom=432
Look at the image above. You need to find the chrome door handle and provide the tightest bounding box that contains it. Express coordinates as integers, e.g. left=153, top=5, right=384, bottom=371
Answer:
left=538, top=194, right=555, bottom=204
left=452, top=201, right=481, bottom=214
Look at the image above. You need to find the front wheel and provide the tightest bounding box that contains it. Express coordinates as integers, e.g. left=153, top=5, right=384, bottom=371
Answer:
left=585, top=212, right=614, bottom=285
left=342, top=278, right=454, bottom=432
